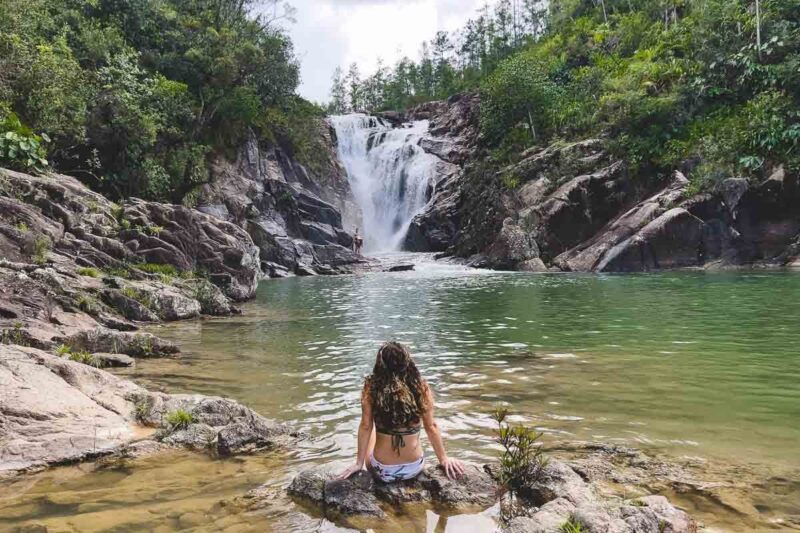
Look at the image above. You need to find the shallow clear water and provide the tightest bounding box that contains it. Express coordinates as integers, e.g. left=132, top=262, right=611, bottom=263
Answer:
left=2, top=257, right=799, bottom=531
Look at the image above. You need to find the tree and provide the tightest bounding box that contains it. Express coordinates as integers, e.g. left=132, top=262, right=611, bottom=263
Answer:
left=329, top=67, right=347, bottom=114
left=480, top=50, right=560, bottom=144
left=346, top=63, right=362, bottom=112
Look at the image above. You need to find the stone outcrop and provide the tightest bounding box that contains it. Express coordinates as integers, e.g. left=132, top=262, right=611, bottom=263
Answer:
left=504, top=459, right=697, bottom=533
left=269, top=461, right=499, bottom=520
left=197, top=128, right=365, bottom=277
left=0, top=345, right=298, bottom=477
left=403, top=93, right=480, bottom=252
left=0, top=169, right=260, bottom=299
left=399, top=93, right=800, bottom=272
left=0, top=167, right=267, bottom=359
left=262, top=457, right=694, bottom=533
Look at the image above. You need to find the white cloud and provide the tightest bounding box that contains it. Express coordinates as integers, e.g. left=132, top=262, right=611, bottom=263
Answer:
left=284, top=0, right=496, bottom=103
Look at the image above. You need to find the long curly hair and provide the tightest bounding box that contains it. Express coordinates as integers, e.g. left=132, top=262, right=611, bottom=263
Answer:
left=364, top=342, right=430, bottom=431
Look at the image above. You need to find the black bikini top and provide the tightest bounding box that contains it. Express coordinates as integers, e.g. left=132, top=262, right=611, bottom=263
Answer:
left=376, top=425, right=421, bottom=453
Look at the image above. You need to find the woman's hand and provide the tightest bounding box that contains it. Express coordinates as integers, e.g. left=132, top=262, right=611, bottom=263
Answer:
left=336, top=462, right=364, bottom=480
left=440, top=457, right=466, bottom=480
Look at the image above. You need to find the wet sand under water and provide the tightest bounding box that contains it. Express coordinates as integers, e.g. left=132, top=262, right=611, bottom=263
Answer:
left=1, top=259, right=799, bottom=531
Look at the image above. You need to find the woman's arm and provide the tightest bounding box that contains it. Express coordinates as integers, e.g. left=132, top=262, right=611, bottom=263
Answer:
left=337, top=390, right=374, bottom=479
left=421, top=386, right=465, bottom=480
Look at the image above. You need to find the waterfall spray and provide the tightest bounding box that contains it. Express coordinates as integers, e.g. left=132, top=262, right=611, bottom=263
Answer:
left=330, top=114, right=438, bottom=252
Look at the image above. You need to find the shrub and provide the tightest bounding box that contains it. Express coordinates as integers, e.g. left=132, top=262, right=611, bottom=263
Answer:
left=0, top=110, right=49, bottom=173
left=77, top=267, right=100, bottom=278
left=165, top=409, right=195, bottom=430
left=493, top=407, right=547, bottom=517
left=32, top=235, right=51, bottom=265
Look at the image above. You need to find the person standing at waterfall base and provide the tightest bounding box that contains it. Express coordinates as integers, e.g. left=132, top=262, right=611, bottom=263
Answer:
left=337, top=342, right=466, bottom=482
left=352, top=228, right=364, bottom=255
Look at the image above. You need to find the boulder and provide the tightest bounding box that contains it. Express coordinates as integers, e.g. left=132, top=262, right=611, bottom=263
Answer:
left=92, top=352, right=135, bottom=368
left=284, top=462, right=500, bottom=520
left=160, top=423, right=218, bottom=450
left=0, top=345, right=143, bottom=475
left=596, top=208, right=705, bottom=272
left=64, top=327, right=179, bottom=358
left=480, top=218, right=540, bottom=270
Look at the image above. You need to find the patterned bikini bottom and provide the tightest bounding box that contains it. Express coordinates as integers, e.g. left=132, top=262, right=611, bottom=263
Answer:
left=368, top=454, right=425, bottom=483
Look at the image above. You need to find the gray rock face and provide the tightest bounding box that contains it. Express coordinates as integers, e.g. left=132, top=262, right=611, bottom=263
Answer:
left=282, top=462, right=500, bottom=520
left=198, top=129, right=364, bottom=276
left=398, top=93, right=800, bottom=272
left=0, top=169, right=261, bottom=301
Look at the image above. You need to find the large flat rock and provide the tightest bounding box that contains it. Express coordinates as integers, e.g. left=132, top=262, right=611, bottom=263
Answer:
left=0, top=345, right=143, bottom=475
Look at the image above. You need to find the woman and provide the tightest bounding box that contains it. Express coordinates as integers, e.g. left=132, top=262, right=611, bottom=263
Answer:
left=338, top=342, right=466, bottom=482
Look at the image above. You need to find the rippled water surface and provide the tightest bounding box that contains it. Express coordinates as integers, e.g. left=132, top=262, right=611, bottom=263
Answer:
left=2, top=257, right=799, bottom=532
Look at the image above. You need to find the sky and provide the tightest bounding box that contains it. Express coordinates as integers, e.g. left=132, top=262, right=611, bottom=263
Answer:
left=284, top=0, right=496, bottom=103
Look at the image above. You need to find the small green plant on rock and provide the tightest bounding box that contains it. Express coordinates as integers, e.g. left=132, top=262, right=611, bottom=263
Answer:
left=493, top=406, right=547, bottom=521
left=145, top=225, right=163, bottom=236
left=104, top=265, right=132, bottom=279
left=136, top=263, right=178, bottom=277
left=165, top=409, right=195, bottom=430
left=133, top=396, right=154, bottom=424
left=32, top=235, right=51, bottom=265
left=68, top=350, right=99, bottom=367
left=1, top=322, right=28, bottom=346
left=15, top=221, right=29, bottom=233
left=55, top=344, right=72, bottom=357
left=560, top=518, right=584, bottom=533
left=122, top=286, right=155, bottom=311
left=75, top=293, right=99, bottom=314
left=77, top=267, right=100, bottom=278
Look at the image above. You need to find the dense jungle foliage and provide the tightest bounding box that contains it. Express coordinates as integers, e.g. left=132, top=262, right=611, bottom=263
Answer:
left=0, top=0, right=323, bottom=202
left=333, top=0, right=800, bottom=189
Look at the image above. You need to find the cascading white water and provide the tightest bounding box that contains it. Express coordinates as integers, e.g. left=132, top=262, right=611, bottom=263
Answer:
left=330, top=114, right=438, bottom=252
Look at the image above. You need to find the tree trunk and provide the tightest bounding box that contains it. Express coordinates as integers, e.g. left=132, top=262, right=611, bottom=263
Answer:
left=755, top=0, right=762, bottom=61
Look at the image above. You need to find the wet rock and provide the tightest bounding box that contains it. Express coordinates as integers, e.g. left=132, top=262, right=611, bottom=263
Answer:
left=217, top=420, right=283, bottom=456
left=386, top=264, right=415, bottom=272
left=324, top=476, right=385, bottom=518
left=92, top=352, right=135, bottom=368
left=160, top=423, right=218, bottom=450
left=64, top=327, right=179, bottom=357
left=554, top=172, right=689, bottom=272
left=286, top=462, right=500, bottom=519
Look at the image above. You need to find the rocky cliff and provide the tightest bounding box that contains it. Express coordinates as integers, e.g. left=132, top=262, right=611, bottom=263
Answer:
left=196, top=121, right=364, bottom=277
left=398, top=94, right=800, bottom=272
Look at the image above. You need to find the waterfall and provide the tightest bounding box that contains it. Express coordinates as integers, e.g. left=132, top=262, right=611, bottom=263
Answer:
left=330, top=114, right=438, bottom=252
